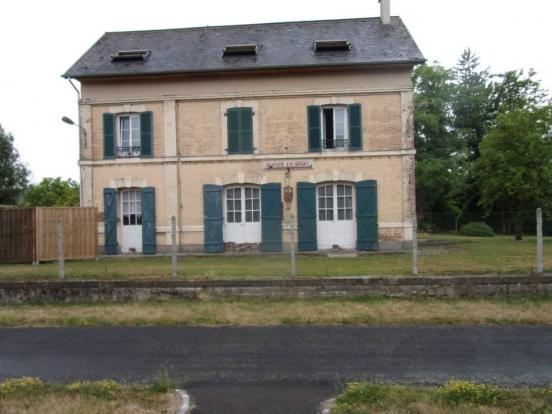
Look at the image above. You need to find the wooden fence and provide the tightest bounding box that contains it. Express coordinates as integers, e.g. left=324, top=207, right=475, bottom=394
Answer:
left=0, top=207, right=97, bottom=263
left=0, top=208, right=35, bottom=263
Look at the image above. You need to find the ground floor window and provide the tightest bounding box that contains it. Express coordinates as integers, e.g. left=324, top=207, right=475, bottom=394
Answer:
left=120, top=189, right=143, bottom=253
left=122, top=189, right=142, bottom=225
left=316, top=182, right=355, bottom=249
left=224, top=186, right=261, bottom=244
left=318, top=183, right=353, bottom=222
left=226, top=187, right=260, bottom=223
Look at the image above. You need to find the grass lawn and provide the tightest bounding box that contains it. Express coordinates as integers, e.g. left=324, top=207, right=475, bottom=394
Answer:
left=0, top=378, right=177, bottom=414
left=2, top=296, right=552, bottom=327
left=331, top=381, right=552, bottom=414
left=0, top=234, right=549, bottom=281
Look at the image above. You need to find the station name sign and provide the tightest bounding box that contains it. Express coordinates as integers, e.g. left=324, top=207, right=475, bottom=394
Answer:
left=262, top=159, right=313, bottom=170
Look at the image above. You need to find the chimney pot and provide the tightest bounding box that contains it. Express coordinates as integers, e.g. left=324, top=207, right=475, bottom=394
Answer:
left=379, top=0, right=390, bottom=24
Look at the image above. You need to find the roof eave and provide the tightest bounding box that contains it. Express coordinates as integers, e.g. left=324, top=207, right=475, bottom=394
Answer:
left=62, top=59, right=426, bottom=80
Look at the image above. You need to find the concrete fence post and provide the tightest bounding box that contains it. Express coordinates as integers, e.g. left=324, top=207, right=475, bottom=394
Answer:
left=412, top=215, right=418, bottom=275
left=57, top=218, right=64, bottom=280
left=171, top=216, right=177, bottom=278
left=537, top=208, right=544, bottom=274
left=290, top=213, right=296, bottom=278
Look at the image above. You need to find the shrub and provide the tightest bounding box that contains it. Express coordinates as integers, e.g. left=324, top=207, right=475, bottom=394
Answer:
left=66, top=380, right=118, bottom=399
left=335, top=382, right=389, bottom=407
left=436, top=380, right=504, bottom=406
left=0, top=377, right=45, bottom=398
left=459, top=222, right=495, bottom=237
left=149, top=369, right=177, bottom=393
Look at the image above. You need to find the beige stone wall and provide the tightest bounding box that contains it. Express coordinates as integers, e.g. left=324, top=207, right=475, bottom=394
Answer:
left=89, top=97, right=406, bottom=159
left=174, top=94, right=404, bottom=158
left=88, top=155, right=409, bottom=248
left=92, top=164, right=170, bottom=249
left=178, top=101, right=222, bottom=156
left=178, top=156, right=405, bottom=246
left=80, top=68, right=413, bottom=103
left=90, top=103, right=165, bottom=161
left=80, top=67, right=416, bottom=250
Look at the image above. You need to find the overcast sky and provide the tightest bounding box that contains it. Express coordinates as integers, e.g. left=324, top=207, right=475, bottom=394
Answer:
left=1, top=0, right=550, bottom=183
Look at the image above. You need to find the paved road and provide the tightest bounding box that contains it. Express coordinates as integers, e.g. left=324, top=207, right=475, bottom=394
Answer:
left=1, top=326, right=551, bottom=412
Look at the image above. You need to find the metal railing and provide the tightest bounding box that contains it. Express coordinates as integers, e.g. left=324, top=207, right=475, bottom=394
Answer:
left=323, top=139, right=349, bottom=151
left=116, top=146, right=141, bottom=158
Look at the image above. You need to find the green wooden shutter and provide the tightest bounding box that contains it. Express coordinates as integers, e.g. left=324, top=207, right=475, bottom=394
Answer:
left=356, top=180, right=378, bottom=251
left=141, top=187, right=156, bottom=254
left=103, top=188, right=117, bottom=254
left=297, top=182, right=317, bottom=251
left=261, top=183, right=282, bottom=252
left=348, top=104, right=362, bottom=151
left=307, top=105, right=321, bottom=152
left=227, top=108, right=240, bottom=154
left=140, top=111, right=153, bottom=158
left=203, top=184, right=224, bottom=253
left=103, top=113, right=115, bottom=159
left=241, top=107, right=253, bottom=154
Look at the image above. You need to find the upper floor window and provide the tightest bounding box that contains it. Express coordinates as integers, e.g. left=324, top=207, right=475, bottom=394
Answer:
left=227, top=107, right=253, bottom=155
left=103, top=111, right=152, bottom=159
left=322, top=106, right=347, bottom=150
left=307, top=104, right=362, bottom=153
left=117, top=114, right=141, bottom=157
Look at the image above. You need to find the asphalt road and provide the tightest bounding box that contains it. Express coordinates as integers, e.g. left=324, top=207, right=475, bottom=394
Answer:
left=1, top=326, right=551, bottom=413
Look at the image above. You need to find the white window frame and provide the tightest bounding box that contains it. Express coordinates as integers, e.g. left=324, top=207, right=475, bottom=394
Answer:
left=121, top=189, right=142, bottom=226
left=116, top=114, right=141, bottom=157
left=320, top=106, right=349, bottom=151
left=224, top=186, right=261, bottom=224
left=317, top=183, right=354, bottom=222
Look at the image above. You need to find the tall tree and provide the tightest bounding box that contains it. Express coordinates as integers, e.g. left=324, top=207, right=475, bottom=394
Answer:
left=0, top=124, right=29, bottom=205
left=413, top=63, right=466, bottom=219
left=452, top=49, right=492, bottom=160
left=23, top=177, right=80, bottom=207
left=489, top=69, right=548, bottom=117
left=413, top=63, right=458, bottom=159
left=474, top=107, right=552, bottom=240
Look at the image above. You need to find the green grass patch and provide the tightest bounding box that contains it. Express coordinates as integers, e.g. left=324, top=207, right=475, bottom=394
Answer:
left=333, top=381, right=552, bottom=414
left=2, top=296, right=552, bottom=327
left=0, top=377, right=174, bottom=413
left=0, top=234, right=549, bottom=281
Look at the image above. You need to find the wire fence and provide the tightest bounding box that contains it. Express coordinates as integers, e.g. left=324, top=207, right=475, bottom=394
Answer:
left=411, top=208, right=548, bottom=276
left=418, top=210, right=552, bottom=236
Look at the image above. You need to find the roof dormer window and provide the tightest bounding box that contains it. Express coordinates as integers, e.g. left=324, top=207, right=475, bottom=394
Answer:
left=223, top=44, right=258, bottom=56
left=313, top=40, right=351, bottom=52
left=111, top=50, right=151, bottom=62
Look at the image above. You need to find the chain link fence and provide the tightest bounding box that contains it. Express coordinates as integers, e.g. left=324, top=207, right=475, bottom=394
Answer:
left=418, top=210, right=552, bottom=236
left=411, top=209, right=548, bottom=276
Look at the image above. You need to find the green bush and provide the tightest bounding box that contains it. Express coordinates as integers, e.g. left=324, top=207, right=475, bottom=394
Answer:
left=435, top=380, right=504, bottom=406
left=335, top=382, right=389, bottom=408
left=66, top=380, right=118, bottom=399
left=459, top=222, right=495, bottom=237
left=149, top=369, right=177, bottom=393
left=0, top=377, right=46, bottom=398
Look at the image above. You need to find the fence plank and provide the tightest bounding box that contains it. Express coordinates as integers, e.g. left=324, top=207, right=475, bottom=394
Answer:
left=0, top=208, right=35, bottom=263
left=35, top=207, right=98, bottom=261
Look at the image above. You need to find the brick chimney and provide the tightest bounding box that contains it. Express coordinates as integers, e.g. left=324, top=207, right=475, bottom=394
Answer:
left=379, top=0, right=390, bottom=24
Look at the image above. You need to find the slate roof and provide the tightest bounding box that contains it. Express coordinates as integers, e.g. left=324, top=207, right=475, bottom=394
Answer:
left=63, top=17, right=424, bottom=79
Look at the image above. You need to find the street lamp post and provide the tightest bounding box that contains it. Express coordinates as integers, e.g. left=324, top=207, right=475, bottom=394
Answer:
left=61, top=116, right=87, bottom=148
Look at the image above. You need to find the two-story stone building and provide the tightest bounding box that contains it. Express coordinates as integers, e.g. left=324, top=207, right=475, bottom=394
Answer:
left=63, top=1, right=424, bottom=254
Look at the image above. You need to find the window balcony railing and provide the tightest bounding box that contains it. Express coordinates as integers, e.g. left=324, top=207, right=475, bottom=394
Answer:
left=323, top=139, right=349, bottom=151
left=116, top=146, right=141, bottom=158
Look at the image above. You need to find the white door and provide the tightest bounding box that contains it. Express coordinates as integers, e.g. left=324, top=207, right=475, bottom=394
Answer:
left=224, top=186, right=261, bottom=243
left=316, top=183, right=356, bottom=250
left=121, top=189, right=143, bottom=253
